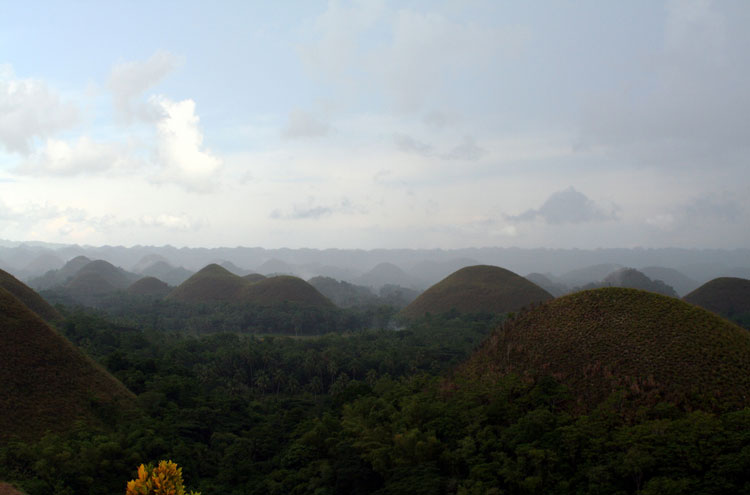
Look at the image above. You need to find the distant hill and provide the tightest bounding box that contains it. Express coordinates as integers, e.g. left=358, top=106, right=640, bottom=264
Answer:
left=167, top=264, right=247, bottom=303
left=401, top=265, right=553, bottom=320
left=640, top=266, right=698, bottom=296
left=459, top=288, right=750, bottom=413
left=525, top=272, right=568, bottom=297
left=219, top=260, right=253, bottom=276
left=683, top=277, right=750, bottom=320
left=168, top=264, right=332, bottom=308
left=65, top=260, right=138, bottom=298
left=139, top=260, right=193, bottom=286
left=131, top=253, right=170, bottom=273
left=242, top=276, right=334, bottom=308
left=28, top=255, right=92, bottom=290
left=0, top=268, right=60, bottom=321
left=558, top=263, right=623, bottom=287
left=127, top=277, right=172, bottom=297
left=357, top=262, right=423, bottom=290
left=0, top=287, right=135, bottom=440
left=598, top=267, right=678, bottom=297
left=257, top=258, right=296, bottom=276
left=407, top=258, right=480, bottom=286
left=309, top=276, right=378, bottom=307
left=243, top=273, right=267, bottom=283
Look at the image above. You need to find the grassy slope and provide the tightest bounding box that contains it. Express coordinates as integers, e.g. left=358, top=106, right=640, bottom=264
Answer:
left=460, top=287, right=750, bottom=413
left=401, top=265, right=552, bottom=319
left=0, top=269, right=60, bottom=321
left=169, top=265, right=333, bottom=307
left=683, top=277, right=750, bottom=317
left=127, top=276, right=171, bottom=297
left=0, top=287, right=135, bottom=440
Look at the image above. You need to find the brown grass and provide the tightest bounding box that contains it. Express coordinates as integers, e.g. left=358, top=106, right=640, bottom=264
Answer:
left=459, top=287, right=750, bottom=413
left=400, top=265, right=553, bottom=320
left=0, top=287, right=135, bottom=441
left=0, top=268, right=60, bottom=321
left=683, top=277, right=750, bottom=317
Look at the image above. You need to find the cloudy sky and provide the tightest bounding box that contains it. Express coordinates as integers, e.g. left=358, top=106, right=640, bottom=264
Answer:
left=0, top=0, right=748, bottom=249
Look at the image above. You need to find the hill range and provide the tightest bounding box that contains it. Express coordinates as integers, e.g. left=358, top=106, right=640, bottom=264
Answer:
left=400, top=265, right=553, bottom=319
left=459, top=287, right=750, bottom=413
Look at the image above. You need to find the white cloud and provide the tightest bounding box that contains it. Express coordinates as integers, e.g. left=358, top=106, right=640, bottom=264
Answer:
left=0, top=65, right=79, bottom=154
left=393, top=133, right=433, bottom=156
left=270, top=197, right=366, bottom=220
left=442, top=136, right=486, bottom=161
left=109, top=50, right=180, bottom=123
left=509, top=187, right=620, bottom=225
left=16, top=136, right=137, bottom=176
left=150, top=96, right=222, bottom=192
left=281, top=110, right=331, bottom=139
left=140, top=213, right=198, bottom=231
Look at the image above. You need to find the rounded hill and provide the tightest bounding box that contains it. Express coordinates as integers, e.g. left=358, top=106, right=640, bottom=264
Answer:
left=460, top=288, right=750, bottom=413
left=0, top=268, right=60, bottom=321
left=0, top=287, right=135, bottom=440
left=683, top=277, right=750, bottom=318
left=167, top=264, right=246, bottom=303
left=242, top=276, right=334, bottom=308
left=401, top=265, right=552, bottom=319
left=127, top=276, right=171, bottom=297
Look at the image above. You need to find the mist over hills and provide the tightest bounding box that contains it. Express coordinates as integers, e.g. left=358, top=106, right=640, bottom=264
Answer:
left=3, top=241, right=750, bottom=291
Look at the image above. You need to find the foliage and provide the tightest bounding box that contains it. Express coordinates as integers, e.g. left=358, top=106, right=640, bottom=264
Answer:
left=126, top=461, right=200, bottom=495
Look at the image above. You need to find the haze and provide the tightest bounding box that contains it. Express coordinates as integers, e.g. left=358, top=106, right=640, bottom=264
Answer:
left=1, top=0, right=748, bottom=249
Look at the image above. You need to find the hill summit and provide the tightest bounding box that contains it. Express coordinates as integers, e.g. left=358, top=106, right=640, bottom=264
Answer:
left=683, top=277, right=750, bottom=320
left=168, top=264, right=332, bottom=307
left=400, top=265, right=552, bottom=319
left=0, top=287, right=135, bottom=440
left=0, top=268, right=60, bottom=321
left=460, top=287, right=750, bottom=413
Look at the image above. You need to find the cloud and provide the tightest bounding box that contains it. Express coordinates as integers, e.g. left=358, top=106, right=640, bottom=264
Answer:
left=648, top=193, right=743, bottom=231
left=109, top=51, right=180, bottom=123
left=150, top=96, right=222, bottom=192
left=140, top=213, right=199, bottom=231
left=577, top=1, right=750, bottom=168
left=509, top=187, right=620, bottom=225
left=281, top=110, right=331, bottom=139
left=0, top=65, right=79, bottom=154
left=442, top=136, right=486, bottom=161
left=270, top=197, right=365, bottom=220
left=393, top=133, right=433, bottom=156
left=16, top=136, right=137, bottom=176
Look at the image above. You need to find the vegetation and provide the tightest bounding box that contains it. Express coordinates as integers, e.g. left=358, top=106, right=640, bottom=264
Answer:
left=401, top=265, right=552, bottom=320
left=0, top=288, right=135, bottom=441
left=0, top=268, right=60, bottom=321
left=127, top=277, right=172, bottom=298
left=126, top=461, right=200, bottom=495
left=684, top=277, right=750, bottom=328
left=461, top=287, right=750, bottom=413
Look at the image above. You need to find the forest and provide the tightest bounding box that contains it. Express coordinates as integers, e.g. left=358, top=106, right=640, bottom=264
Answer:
left=3, top=295, right=750, bottom=494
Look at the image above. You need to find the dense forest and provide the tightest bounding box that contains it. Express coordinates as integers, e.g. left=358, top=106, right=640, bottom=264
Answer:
left=3, top=296, right=750, bottom=494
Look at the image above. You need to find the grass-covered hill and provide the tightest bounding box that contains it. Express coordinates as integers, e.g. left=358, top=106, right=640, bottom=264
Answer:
left=0, top=287, right=135, bottom=440
left=28, top=255, right=91, bottom=290
left=683, top=277, right=750, bottom=319
left=0, top=268, right=60, bottom=321
left=400, top=265, right=553, bottom=320
left=167, top=263, right=247, bottom=303
left=241, top=275, right=334, bottom=308
left=460, top=287, right=750, bottom=413
left=599, top=267, right=678, bottom=297
left=66, top=259, right=135, bottom=292
left=126, top=276, right=171, bottom=297
left=168, top=264, right=333, bottom=307
left=242, top=273, right=267, bottom=283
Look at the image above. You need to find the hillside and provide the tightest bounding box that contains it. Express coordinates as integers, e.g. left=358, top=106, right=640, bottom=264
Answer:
left=641, top=266, right=698, bottom=296
left=28, top=255, right=91, bottom=290
left=600, top=267, right=678, bottom=297
left=401, top=265, right=553, bottom=319
left=0, top=268, right=60, bottom=321
left=127, top=276, right=172, bottom=297
left=243, top=273, right=267, bottom=283
left=242, top=276, right=334, bottom=308
left=167, top=263, right=246, bottom=303
left=683, top=277, right=750, bottom=319
left=0, top=287, right=135, bottom=440
left=460, top=288, right=750, bottom=413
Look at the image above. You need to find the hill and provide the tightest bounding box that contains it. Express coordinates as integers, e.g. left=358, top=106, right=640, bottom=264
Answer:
left=242, top=276, right=334, bottom=308
left=0, top=268, right=60, bottom=321
left=356, top=262, right=423, bottom=290
left=127, top=276, right=172, bottom=297
left=308, top=276, right=377, bottom=307
left=683, top=277, right=750, bottom=319
left=140, top=260, right=193, bottom=286
left=460, top=288, right=750, bottom=413
left=243, top=273, right=267, bottom=283
left=167, top=264, right=246, bottom=303
left=0, top=287, right=135, bottom=440
left=641, top=266, right=698, bottom=296
left=401, top=265, right=553, bottom=320
left=525, top=272, right=568, bottom=297
left=28, top=255, right=91, bottom=290
left=600, top=267, right=678, bottom=297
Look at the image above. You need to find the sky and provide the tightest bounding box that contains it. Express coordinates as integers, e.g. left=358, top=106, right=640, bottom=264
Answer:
left=0, top=0, right=748, bottom=249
